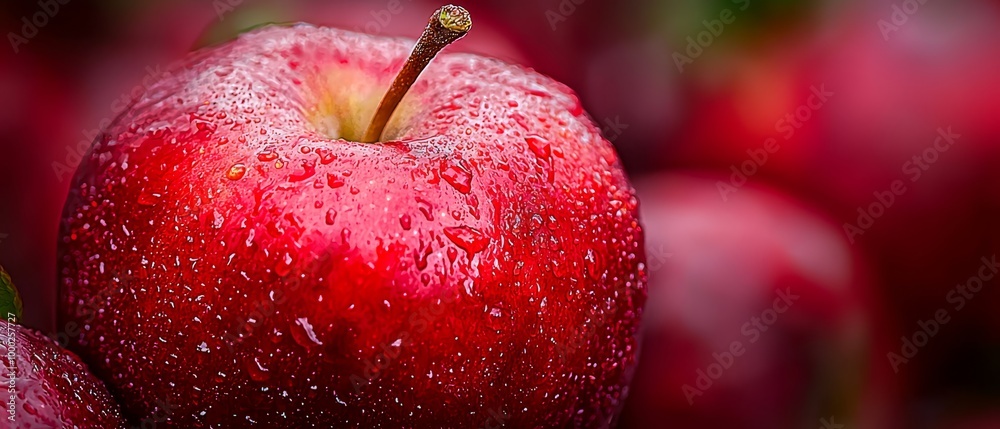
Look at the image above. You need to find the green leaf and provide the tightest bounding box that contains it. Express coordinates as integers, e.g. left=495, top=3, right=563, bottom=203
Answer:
left=0, top=266, right=24, bottom=323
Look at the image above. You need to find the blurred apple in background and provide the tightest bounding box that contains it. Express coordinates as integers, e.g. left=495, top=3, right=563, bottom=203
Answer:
left=0, top=45, right=81, bottom=332
left=635, top=0, right=1000, bottom=412
left=620, top=172, right=899, bottom=429
left=813, top=0, right=1000, bottom=406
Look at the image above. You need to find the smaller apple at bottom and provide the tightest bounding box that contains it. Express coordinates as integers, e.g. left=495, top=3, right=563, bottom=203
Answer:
left=0, top=266, right=126, bottom=428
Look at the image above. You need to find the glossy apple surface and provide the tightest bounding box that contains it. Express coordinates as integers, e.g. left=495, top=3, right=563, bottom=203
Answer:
left=619, top=173, right=896, bottom=429
left=57, top=24, right=646, bottom=427
left=1, top=319, right=125, bottom=428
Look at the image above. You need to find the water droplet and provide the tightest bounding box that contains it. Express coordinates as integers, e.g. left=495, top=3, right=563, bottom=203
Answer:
left=226, top=164, right=247, bottom=180
left=326, top=173, right=345, bottom=188
left=257, top=149, right=278, bottom=162
left=399, top=214, right=412, bottom=230
left=585, top=248, right=604, bottom=281
left=525, top=135, right=551, bottom=159
left=212, top=210, right=225, bottom=229
left=325, top=209, right=337, bottom=225
left=441, top=159, right=473, bottom=194
left=275, top=251, right=295, bottom=276
left=317, top=148, right=337, bottom=164
left=288, top=160, right=316, bottom=182
left=246, top=357, right=271, bottom=382
left=138, top=188, right=162, bottom=206
left=292, top=317, right=323, bottom=347
left=443, top=226, right=490, bottom=256
left=415, top=198, right=434, bottom=221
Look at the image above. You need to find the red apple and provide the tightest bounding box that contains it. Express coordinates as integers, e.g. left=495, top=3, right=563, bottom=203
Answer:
left=655, top=2, right=1000, bottom=404
left=0, top=267, right=126, bottom=428
left=619, top=172, right=898, bottom=429
left=814, top=1, right=1000, bottom=402
left=57, top=10, right=646, bottom=428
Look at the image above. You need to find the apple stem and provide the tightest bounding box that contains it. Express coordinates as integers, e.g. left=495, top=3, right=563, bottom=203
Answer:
left=360, top=5, right=472, bottom=143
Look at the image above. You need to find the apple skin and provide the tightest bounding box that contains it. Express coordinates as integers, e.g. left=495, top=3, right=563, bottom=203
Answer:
left=0, top=319, right=126, bottom=428
left=57, top=24, right=646, bottom=427
left=619, top=173, right=898, bottom=429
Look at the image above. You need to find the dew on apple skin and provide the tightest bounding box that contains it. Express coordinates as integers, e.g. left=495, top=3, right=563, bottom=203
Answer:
left=399, top=214, right=411, bottom=230
left=415, top=198, right=434, bottom=221
left=443, top=225, right=490, bottom=256
left=316, top=148, right=337, bottom=164
left=226, top=164, right=247, bottom=180
left=287, top=160, right=316, bottom=182
left=57, top=27, right=648, bottom=427
left=275, top=251, right=296, bottom=276
left=212, top=210, right=225, bottom=229
left=326, top=173, right=345, bottom=189
left=291, top=318, right=323, bottom=347
left=257, top=148, right=278, bottom=162
left=246, top=357, right=271, bottom=382
left=525, top=135, right=552, bottom=159
left=441, top=160, right=473, bottom=194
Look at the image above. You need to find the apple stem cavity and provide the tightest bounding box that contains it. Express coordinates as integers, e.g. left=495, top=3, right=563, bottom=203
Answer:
left=0, top=265, right=24, bottom=322
left=360, top=4, right=472, bottom=143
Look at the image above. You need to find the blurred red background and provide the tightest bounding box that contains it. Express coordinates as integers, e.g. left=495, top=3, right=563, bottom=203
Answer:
left=2, top=0, right=999, bottom=427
